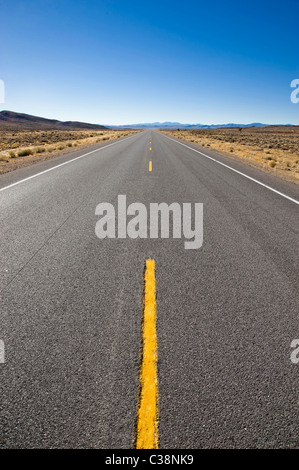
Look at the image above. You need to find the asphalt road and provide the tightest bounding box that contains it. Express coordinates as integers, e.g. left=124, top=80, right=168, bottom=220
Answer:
left=0, top=130, right=298, bottom=448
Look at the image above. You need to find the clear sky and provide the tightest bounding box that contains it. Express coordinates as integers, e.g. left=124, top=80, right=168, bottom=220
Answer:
left=1, top=0, right=299, bottom=125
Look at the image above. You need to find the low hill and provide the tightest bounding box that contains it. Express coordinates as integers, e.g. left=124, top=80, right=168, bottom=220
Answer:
left=0, top=110, right=108, bottom=130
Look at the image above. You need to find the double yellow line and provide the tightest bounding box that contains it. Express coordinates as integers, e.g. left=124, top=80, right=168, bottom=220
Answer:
left=136, top=259, right=159, bottom=449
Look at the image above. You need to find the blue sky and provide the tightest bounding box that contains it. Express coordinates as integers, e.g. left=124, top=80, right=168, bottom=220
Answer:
left=1, top=0, right=299, bottom=125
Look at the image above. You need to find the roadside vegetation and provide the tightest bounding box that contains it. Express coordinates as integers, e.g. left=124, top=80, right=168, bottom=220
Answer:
left=0, top=129, right=139, bottom=173
left=159, top=127, right=299, bottom=183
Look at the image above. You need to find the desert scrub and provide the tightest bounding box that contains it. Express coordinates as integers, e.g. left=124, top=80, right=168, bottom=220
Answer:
left=9, top=151, right=16, bottom=158
left=35, top=147, right=45, bottom=153
left=269, top=160, right=277, bottom=167
left=18, top=148, right=33, bottom=157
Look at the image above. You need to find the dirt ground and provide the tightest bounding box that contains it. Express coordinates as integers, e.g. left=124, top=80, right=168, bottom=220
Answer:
left=159, top=127, right=299, bottom=184
left=0, top=129, right=139, bottom=174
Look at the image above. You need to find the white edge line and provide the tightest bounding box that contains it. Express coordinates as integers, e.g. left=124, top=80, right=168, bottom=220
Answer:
left=0, top=133, right=138, bottom=193
left=162, top=133, right=299, bottom=206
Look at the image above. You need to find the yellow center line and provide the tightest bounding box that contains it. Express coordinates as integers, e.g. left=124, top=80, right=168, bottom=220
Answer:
left=149, top=161, right=152, bottom=172
left=136, top=259, right=158, bottom=449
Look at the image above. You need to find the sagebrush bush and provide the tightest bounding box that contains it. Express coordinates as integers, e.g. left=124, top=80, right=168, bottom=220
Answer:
left=18, top=149, right=33, bottom=157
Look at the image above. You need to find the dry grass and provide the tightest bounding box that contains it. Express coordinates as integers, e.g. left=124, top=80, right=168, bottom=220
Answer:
left=0, top=129, right=139, bottom=174
left=159, top=127, right=299, bottom=184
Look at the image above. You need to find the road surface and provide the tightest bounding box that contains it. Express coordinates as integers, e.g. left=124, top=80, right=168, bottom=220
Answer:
left=0, top=130, right=298, bottom=448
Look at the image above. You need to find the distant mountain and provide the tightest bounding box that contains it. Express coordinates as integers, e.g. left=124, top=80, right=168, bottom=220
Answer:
left=113, top=121, right=270, bottom=129
left=0, top=110, right=108, bottom=130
